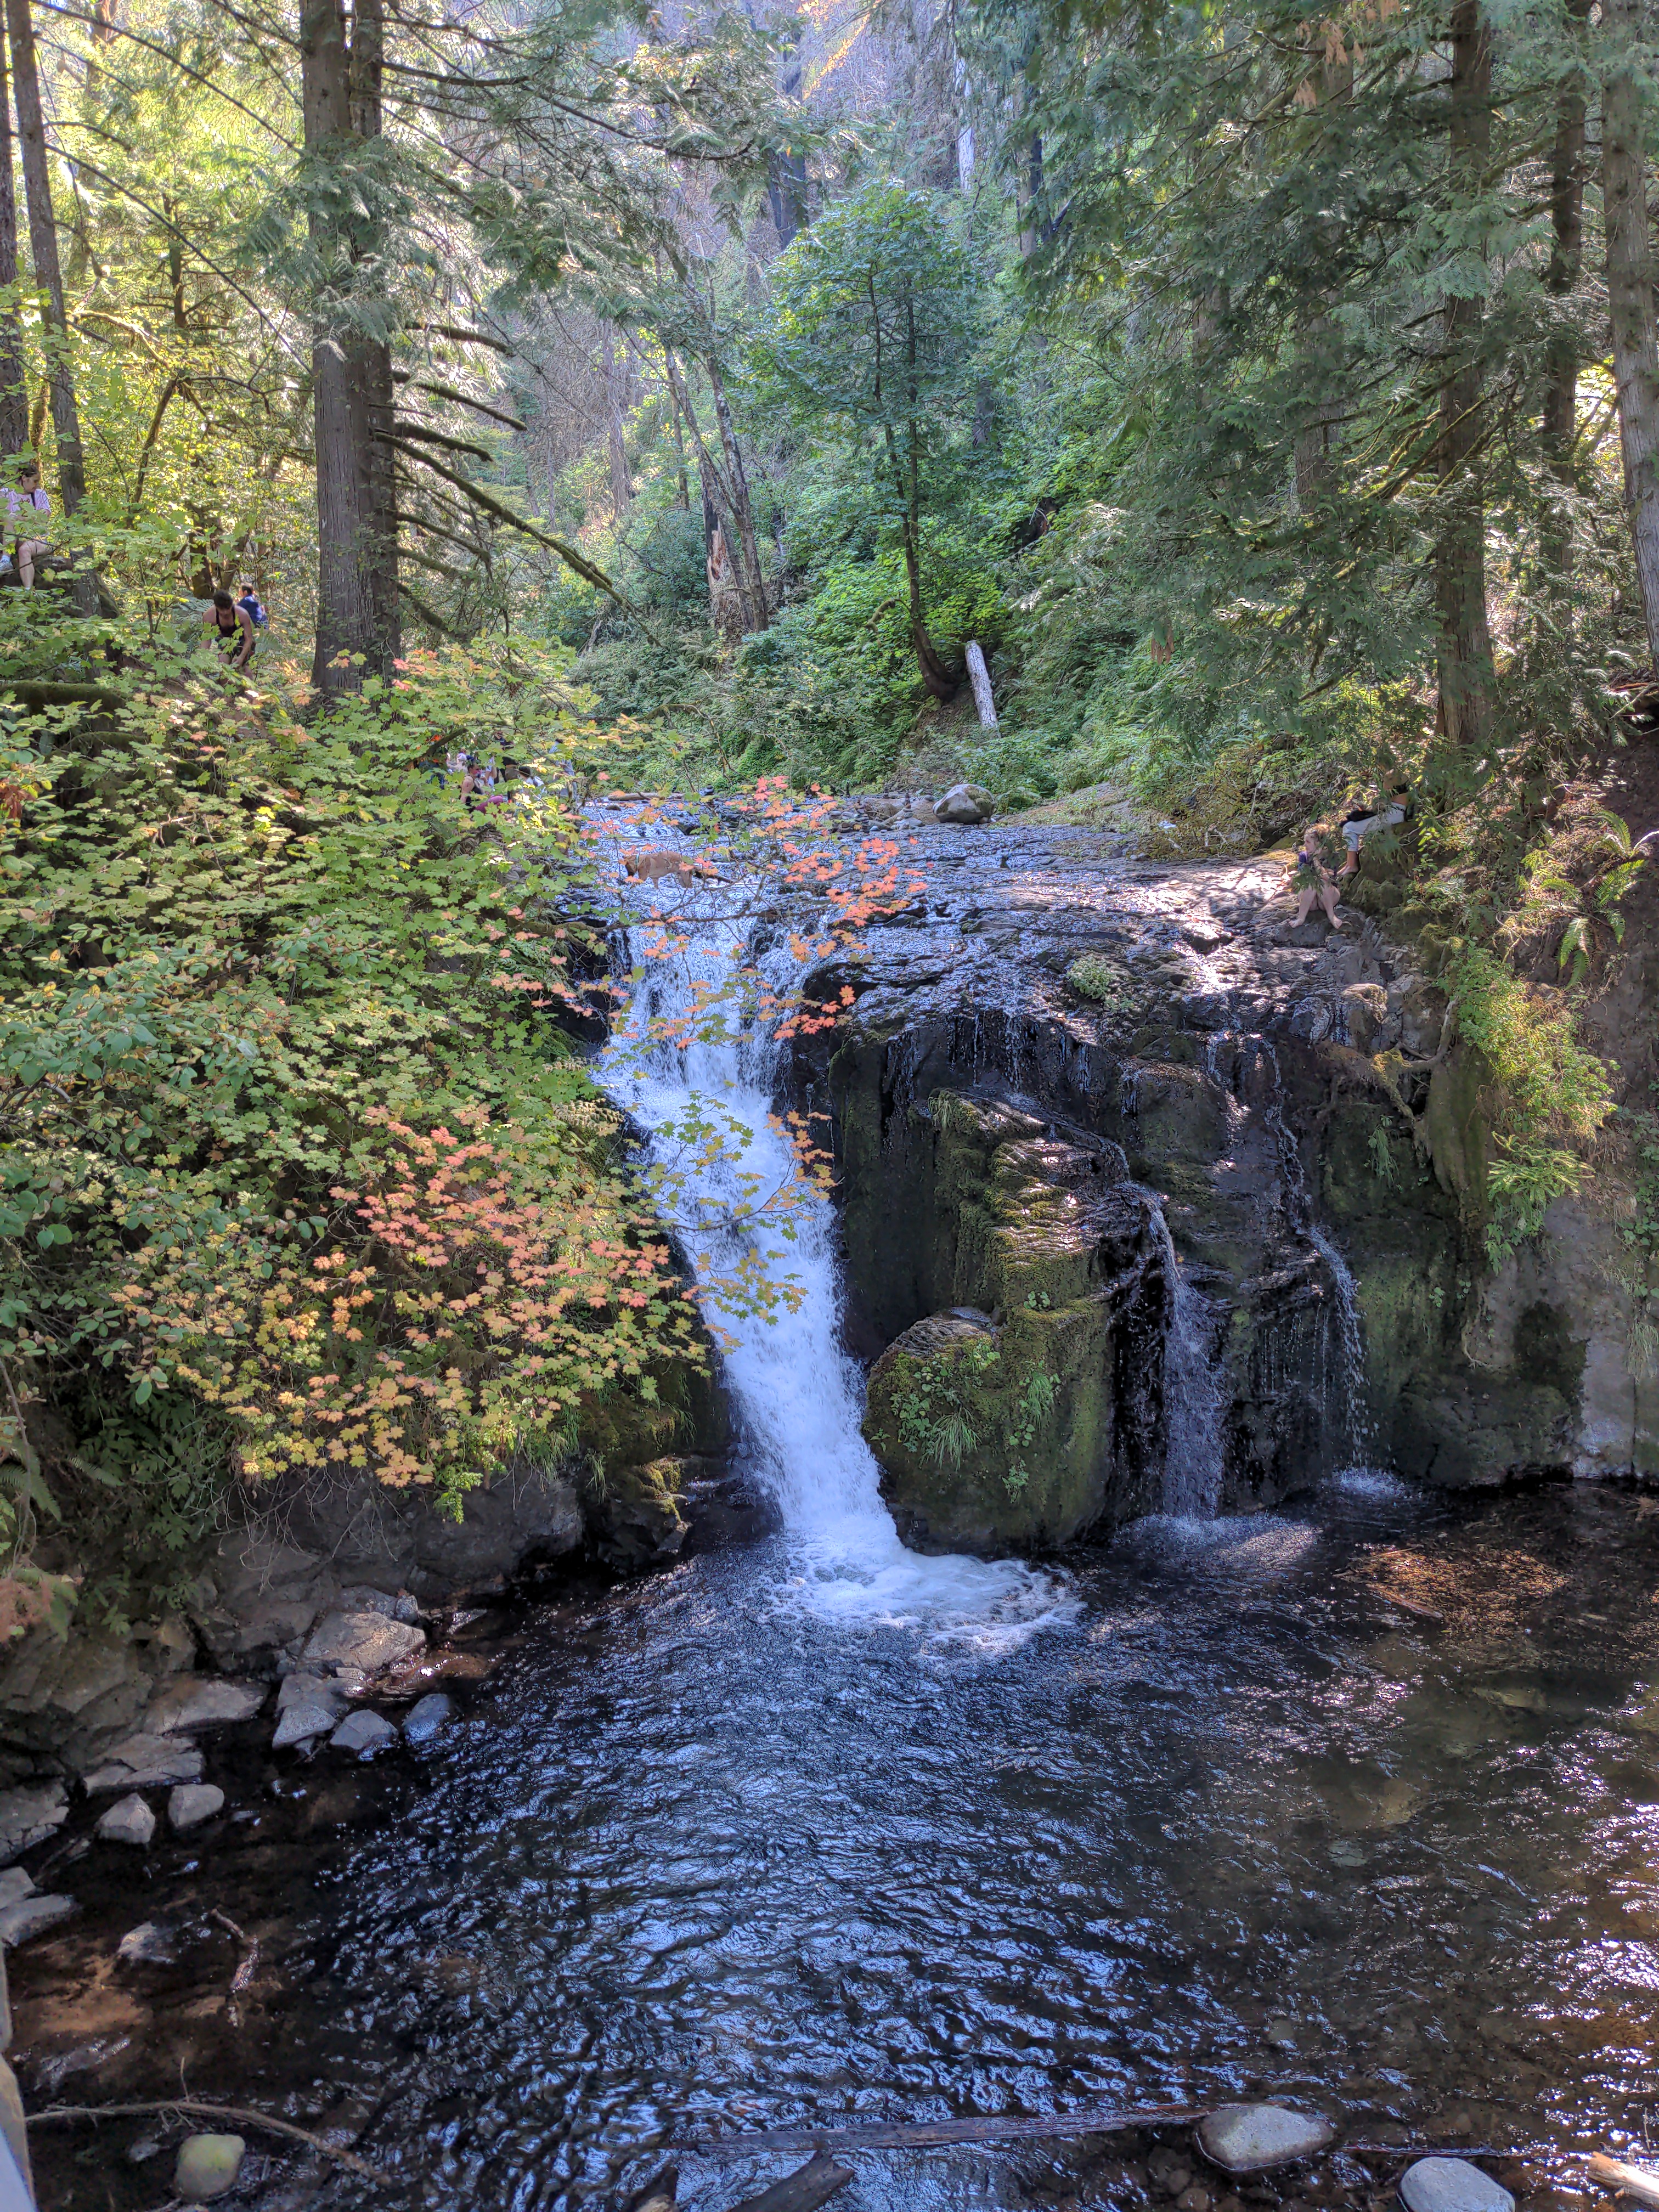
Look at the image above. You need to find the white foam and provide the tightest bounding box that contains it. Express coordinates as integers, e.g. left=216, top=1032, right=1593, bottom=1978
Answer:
left=599, top=878, right=1075, bottom=1651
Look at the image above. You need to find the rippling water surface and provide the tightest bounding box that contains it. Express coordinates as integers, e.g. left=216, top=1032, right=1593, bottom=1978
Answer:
left=26, top=1477, right=1659, bottom=2212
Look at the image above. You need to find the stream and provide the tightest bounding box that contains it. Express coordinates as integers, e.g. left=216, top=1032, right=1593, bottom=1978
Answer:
left=19, top=863, right=1659, bottom=2212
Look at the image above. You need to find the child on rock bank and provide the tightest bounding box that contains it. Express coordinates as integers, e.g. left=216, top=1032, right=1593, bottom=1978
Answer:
left=1287, top=826, right=1342, bottom=930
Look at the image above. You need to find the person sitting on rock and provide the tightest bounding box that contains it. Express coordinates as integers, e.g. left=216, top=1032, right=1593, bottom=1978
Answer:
left=1337, top=778, right=1412, bottom=881
left=1288, top=826, right=1342, bottom=930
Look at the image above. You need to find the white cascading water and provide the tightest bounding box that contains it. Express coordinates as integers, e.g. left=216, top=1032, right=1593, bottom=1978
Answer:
left=1146, top=1203, right=1224, bottom=1520
left=597, top=877, right=1074, bottom=1650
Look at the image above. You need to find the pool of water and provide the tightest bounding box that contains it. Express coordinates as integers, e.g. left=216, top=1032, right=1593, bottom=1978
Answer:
left=21, top=1475, right=1659, bottom=2212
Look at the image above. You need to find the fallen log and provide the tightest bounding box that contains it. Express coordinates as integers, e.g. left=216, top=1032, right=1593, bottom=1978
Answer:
left=685, top=2103, right=1206, bottom=2155
left=725, top=2152, right=854, bottom=2212
left=1589, top=2154, right=1659, bottom=2208
left=26, top=2100, right=389, bottom=2186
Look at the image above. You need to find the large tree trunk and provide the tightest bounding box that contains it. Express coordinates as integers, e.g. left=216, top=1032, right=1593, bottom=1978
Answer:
left=664, top=349, right=758, bottom=634
left=303, top=0, right=397, bottom=693
left=5, top=0, right=87, bottom=523
left=1292, top=35, right=1351, bottom=510
left=0, top=18, right=28, bottom=460
left=1434, top=0, right=1498, bottom=748
left=1540, top=0, right=1592, bottom=578
left=706, top=354, right=768, bottom=629
left=349, top=0, right=398, bottom=675
left=1602, top=0, right=1659, bottom=668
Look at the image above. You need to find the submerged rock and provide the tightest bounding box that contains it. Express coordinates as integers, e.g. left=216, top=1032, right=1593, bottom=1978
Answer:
left=167, top=1783, right=225, bottom=1833
left=1398, top=2160, right=1514, bottom=2212
left=402, top=1693, right=454, bottom=1746
left=174, top=2132, right=245, bottom=2202
left=116, top=1921, right=177, bottom=1965
left=0, top=1893, right=74, bottom=1947
left=1197, top=2105, right=1335, bottom=2172
left=95, top=1793, right=156, bottom=1847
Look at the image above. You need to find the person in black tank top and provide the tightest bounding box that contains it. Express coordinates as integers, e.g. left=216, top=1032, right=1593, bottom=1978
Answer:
left=204, top=587, right=255, bottom=670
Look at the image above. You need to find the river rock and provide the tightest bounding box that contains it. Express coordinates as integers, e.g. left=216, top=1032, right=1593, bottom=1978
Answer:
left=303, top=1609, right=424, bottom=1675
left=95, top=1793, right=156, bottom=1847
left=1197, top=2105, right=1336, bottom=2172
left=84, top=1730, right=205, bottom=1792
left=337, top=1584, right=422, bottom=1623
left=174, top=2132, right=245, bottom=2202
left=0, top=1875, right=32, bottom=1914
left=278, top=1669, right=354, bottom=1713
left=0, top=1893, right=74, bottom=1946
left=168, top=1783, right=225, bottom=1833
left=585, top=1458, right=691, bottom=1574
left=273, top=1697, right=343, bottom=1750
left=0, top=1782, right=67, bottom=1863
left=402, top=1692, right=454, bottom=1745
left=144, top=1678, right=267, bottom=1733
left=935, top=782, right=995, bottom=826
left=331, top=1708, right=397, bottom=1757
left=0, top=2056, right=31, bottom=2198
left=1398, top=2159, right=1514, bottom=2212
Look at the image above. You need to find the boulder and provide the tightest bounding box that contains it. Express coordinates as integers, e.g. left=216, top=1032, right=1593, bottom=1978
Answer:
left=861, top=1095, right=1166, bottom=1551
left=935, top=782, right=995, bottom=826
left=84, top=1731, right=204, bottom=1793
left=302, top=1610, right=424, bottom=1676
left=0, top=1893, right=74, bottom=1946
left=1197, top=2106, right=1336, bottom=2173
left=144, top=1679, right=267, bottom=1734
left=1398, top=2160, right=1514, bottom=2212
left=402, top=1692, right=454, bottom=1746
left=95, top=1793, right=156, bottom=1847
left=0, top=1874, right=32, bottom=1913
left=330, top=1708, right=397, bottom=1758
left=0, top=1782, right=66, bottom=1864
left=0, top=2055, right=31, bottom=2198
left=167, top=1784, right=225, bottom=1833
left=585, top=1458, right=691, bottom=1574
left=174, top=2133, right=245, bottom=2203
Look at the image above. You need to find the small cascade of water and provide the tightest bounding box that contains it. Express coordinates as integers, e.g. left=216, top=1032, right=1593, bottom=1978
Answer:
left=1248, top=1036, right=1375, bottom=1466
left=1146, top=1203, right=1224, bottom=1519
left=597, top=873, right=1073, bottom=1649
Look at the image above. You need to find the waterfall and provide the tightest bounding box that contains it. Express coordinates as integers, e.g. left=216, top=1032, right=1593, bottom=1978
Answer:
left=596, top=876, right=1074, bottom=1649
left=1248, top=1037, right=1376, bottom=1468
left=1145, top=1202, right=1224, bottom=1519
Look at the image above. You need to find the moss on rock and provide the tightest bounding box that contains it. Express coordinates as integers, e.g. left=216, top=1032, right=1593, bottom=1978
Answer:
left=860, top=1092, right=1164, bottom=1553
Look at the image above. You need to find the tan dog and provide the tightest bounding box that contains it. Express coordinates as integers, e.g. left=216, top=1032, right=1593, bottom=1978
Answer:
left=622, top=848, right=729, bottom=887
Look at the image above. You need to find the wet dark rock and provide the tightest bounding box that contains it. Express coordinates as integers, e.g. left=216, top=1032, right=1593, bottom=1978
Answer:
left=680, top=1461, right=781, bottom=1551
left=116, top=1921, right=178, bottom=1965
left=586, top=1458, right=692, bottom=1574
left=401, top=1692, right=454, bottom=1746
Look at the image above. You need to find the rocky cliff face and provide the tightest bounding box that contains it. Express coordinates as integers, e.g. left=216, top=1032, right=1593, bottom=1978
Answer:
left=790, top=819, right=1658, bottom=1550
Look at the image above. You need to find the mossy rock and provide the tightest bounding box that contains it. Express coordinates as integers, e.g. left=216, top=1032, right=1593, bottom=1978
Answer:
left=585, top=1455, right=692, bottom=1573
left=860, top=1093, right=1165, bottom=1553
